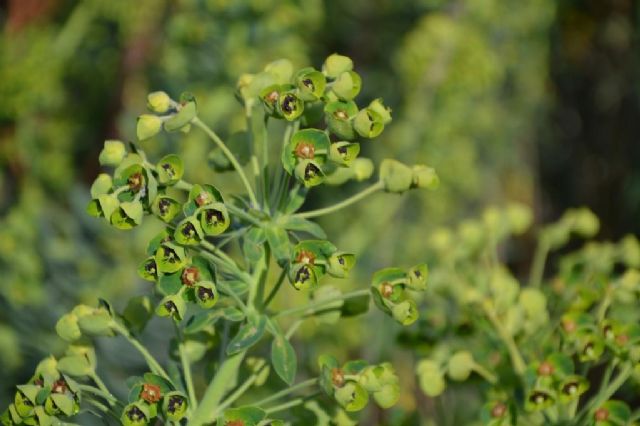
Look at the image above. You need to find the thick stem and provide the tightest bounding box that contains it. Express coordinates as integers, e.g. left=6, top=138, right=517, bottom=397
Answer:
left=212, top=364, right=268, bottom=418
left=294, top=181, right=384, bottom=219
left=529, top=239, right=550, bottom=288
left=187, top=351, right=247, bottom=426
left=193, top=117, right=259, bottom=208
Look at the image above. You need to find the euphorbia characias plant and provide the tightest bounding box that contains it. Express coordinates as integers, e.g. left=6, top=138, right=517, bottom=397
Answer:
left=1, top=55, right=437, bottom=426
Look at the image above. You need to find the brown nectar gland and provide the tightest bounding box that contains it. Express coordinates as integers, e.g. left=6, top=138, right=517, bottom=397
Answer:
left=331, top=368, right=345, bottom=387
left=537, top=362, right=554, bottom=376
left=140, top=383, right=162, bottom=403
left=562, top=319, right=577, bottom=333
left=380, top=282, right=394, bottom=298
left=225, top=421, right=245, bottom=426
left=198, top=286, right=215, bottom=301
left=195, top=192, right=211, bottom=207
left=264, top=91, right=279, bottom=105
left=295, top=142, right=315, bottom=159
left=51, top=379, right=68, bottom=394
left=295, top=250, right=316, bottom=265
left=594, top=408, right=609, bottom=421
left=128, top=172, right=144, bottom=192
left=491, top=402, right=507, bottom=418
left=181, top=267, right=200, bottom=286
left=615, top=334, right=629, bottom=346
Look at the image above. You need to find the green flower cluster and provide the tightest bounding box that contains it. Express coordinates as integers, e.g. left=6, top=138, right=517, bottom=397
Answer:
left=370, top=263, right=428, bottom=325
left=318, top=355, right=400, bottom=412
left=1, top=358, right=80, bottom=426
left=121, top=373, right=188, bottom=425
left=288, top=240, right=355, bottom=290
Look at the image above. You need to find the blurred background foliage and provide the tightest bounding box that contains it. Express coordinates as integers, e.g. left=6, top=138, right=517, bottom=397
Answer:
left=0, top=0, right=638, bottom=423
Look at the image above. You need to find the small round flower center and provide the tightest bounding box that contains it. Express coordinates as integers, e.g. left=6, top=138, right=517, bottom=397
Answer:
left=537, top=362, right=554, bottom=376
left=334, top=110, right=348, bottom=120
left=295, top=250, right=316, bottom=265
left=265, top=91, right=279, bottom=105
left=380, top=282, right=394, bottom=298
left=295, top=142, right=315, bottom=159
left=616, top=334, right=629, bottom=345
left=282, top=94, right=297, bottom=113
left=52, top=379, right=68, bottom=394
left=195, top=192, right=211, bottom=207
left=562, top=319, right=576, bottom=333
left=140, top=383, right=162, bottom=403
left=594, top=408, right=609, bottom=421
left=128, top=172, right=144, bottom=192
left=205, top=209, right=224, bottom=225
left=181, top=267, right=200, bottom=286
left=302, top=78, right=314, bottom=91
left=491, top=402, right=506, bottom=418
left=331, top=368, right=345, bottom=387
left=198, top=286, right=215, bottom=301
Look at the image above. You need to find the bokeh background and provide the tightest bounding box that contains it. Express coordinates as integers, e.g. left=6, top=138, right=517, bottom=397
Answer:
left=0, top=0, right=638, bottom=423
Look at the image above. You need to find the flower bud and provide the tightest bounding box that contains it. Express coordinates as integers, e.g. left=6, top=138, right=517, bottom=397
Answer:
left=416, top=359, right=445, bottom=397
left=77, top=307, right=113, bottom=336
left=447, top=351, right=475, bottom=381
left=368, top=98, right=392, bottom=125
left=332, top=71, right=362, bottom=101
left=380, top=159, right=413, bottom=193
left=55, top=313, right=82, bottom=342
left=136, top=114, right=163, bottom=141
left=147, top=91, right=172, bottom=114
left=264, top=59, right=293, bottom=84
left=411, top=165, right=439, bottom=190
left=99, top=140, right=127, bottom=167
left=353, top=107, right=384, bottom=139
left=353, top=158, right=374, bottom=181
left=111, top=200, right=144, bottom=229
left=90, top=173, right=113, bottom=199
left=323, top=54, right=354, bottom=79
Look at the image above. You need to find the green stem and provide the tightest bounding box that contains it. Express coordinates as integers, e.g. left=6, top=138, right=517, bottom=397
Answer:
left=212, top=364, right=268, bottom=418
left=174, top=180, right=193, bottom=191
left=575, top=363, right=632, bottom=425
left=178, top=341, right=198, bottom=410
left=112, top=322, right=172, bottom=382
left=263, top=266, right=288, bottom=309
left=274, top=289, right=369, bottom=319
left=529, top=239, right=550, bottom=288
left=187, top=351, right=247, bottom=426
left=226, top=203, right=263, bottom=227
left=264, top=394, right=318, bottom=414
left=481, top=302, right=526, bottom=376
left=88, top=373, right=116, bottom=404
left=217, top=281, right=249, bottom=315
left=294, top=181, right=384, bottom=219
left=252, top=378, right=318, bottom=408
left=78, top=385, right=118, bottom=406
left=471, top=362, right=498, bottom=384
left=193, top=117, right=259, bottom=208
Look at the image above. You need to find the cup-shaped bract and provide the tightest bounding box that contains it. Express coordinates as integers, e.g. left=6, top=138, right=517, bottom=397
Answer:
left=411, top=165, right=439, bottom=190
left=354, top=107, right=384, bottom=139
left=406, top=263, right=428, bottom=291
left=558, top=375, right=589, bottom=403
left=295, top=68, right=326, bottom=101
left=368, top=98, right=392, bottom=125
left=155, top=242, right=187, bottom=274
left=90, top=173, right=113, bottom=199
left=156, top=154, right=184, bottom=186
left=282, top=128, right=331, bottom=174
left=329, top=142, right=360, bottom=167
left=334, top=381, right=369, bottom=412
left=295, top=160, right=325, bottom=187
left=278, top=91, right=304, bottom=121
left=121, top=402, right=150, bottom=426
left=199, top=203, right=230, bottom=236
left=416, top=359, right=446, bottom=397
left=162, top=391, right=188, bottom=421
left=152, top=196, right=181, bottom=223
left=325, top=100, right=358, bottom=140
left=447, top=351, right=475, bottom=381
left=195, top=281, right=219, bottom=309
left=327, top=252, right=356, bottom=278
left=111, top=200, right=144, bottom=229
left=289, top=263, right=317, bottom=290
left=156, top=295, right=186, bottom=321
